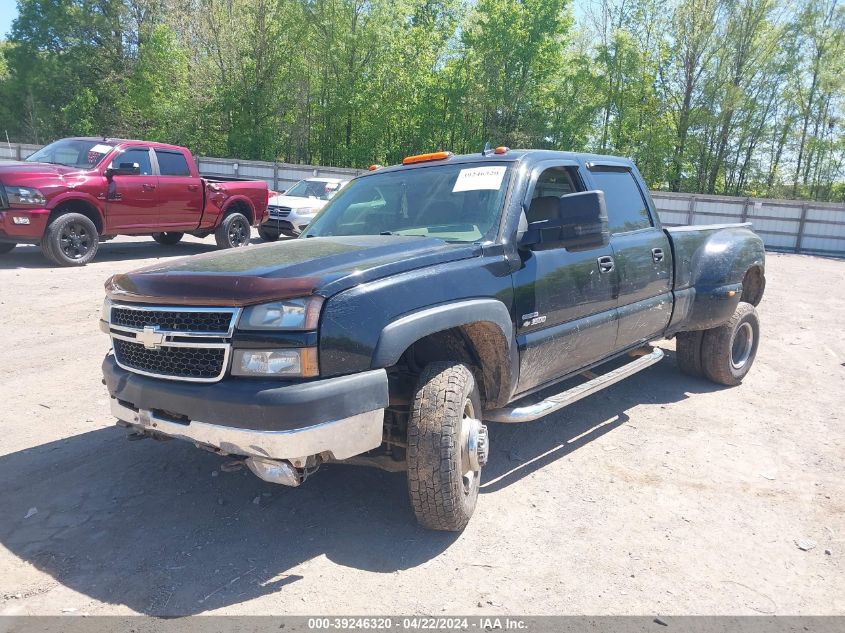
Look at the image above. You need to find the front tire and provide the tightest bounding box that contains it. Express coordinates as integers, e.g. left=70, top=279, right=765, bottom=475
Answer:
left=0, top=243, right=15, bottom=255
left=215, top=212, right=251, bottom=249
left=700, top=302, right=760, bottom=386
left=407, top=362, right=488, bottom=532
left=152, top=232, right=184, bottom=245
left=41, top=213, right=99, bottom=266
left=257, top=226, right=280, bottom=242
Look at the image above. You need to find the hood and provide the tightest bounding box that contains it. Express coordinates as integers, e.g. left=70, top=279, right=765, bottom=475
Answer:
left=106, top=235, right=480, bottom=306
left=269, top=194, right=329, bottom=210
left=0, top=161, right=87, bottom=181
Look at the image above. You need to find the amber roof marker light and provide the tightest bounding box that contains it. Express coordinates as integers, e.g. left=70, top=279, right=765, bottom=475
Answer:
left=368, top=164, right=382, bottom=171
left=494, top=146, right=509, bottom=154
left=402, top=151, right=453, bottom=165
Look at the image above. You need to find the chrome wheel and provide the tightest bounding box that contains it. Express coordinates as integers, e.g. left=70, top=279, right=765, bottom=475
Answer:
left=731, top=322, right=754, bottom=370
left=460, top=400, right=488, bottom=495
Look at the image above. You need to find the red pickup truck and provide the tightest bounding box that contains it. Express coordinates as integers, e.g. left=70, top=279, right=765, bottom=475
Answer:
left=0, top=137, right=269, bottom=265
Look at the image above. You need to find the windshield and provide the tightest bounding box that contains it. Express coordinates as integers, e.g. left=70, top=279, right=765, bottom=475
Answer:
left=26, top=139, right=114, bottom=169
left=303, top=163, right=511, bottom=242
left=285, top=179, right=344, bottom=201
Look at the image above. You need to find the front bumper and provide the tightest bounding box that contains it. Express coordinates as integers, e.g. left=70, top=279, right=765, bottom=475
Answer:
left=261, top=218, right=304, bottom=236
left=0, top=208, right=51, bottom=242
left=103, top=355, right=389, bottom=461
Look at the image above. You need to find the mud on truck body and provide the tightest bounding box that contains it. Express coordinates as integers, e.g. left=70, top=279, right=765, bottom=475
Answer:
left=100, top=148, right=765, bottom=531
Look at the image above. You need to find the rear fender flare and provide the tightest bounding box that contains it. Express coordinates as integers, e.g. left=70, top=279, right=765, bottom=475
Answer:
left=220, top=195, right=256, bottom=224
left=670, top=228, right=765, bottom=333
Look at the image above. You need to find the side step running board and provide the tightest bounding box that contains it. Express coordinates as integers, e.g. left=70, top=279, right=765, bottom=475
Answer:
left=484, top=348, right=665, bottom=423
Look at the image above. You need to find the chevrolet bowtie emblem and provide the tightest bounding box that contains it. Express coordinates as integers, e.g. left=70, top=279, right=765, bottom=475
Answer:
left=137, top=326, right=166, bottom=349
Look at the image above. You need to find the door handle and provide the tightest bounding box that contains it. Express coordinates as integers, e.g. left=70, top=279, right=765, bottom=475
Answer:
left=187, top=184, right=199, bottom=191
left=597, top=255, right=615, bottom=273
left=142, top=183, right=157, bottom=191
left=652, top=248, right=664, bottom=263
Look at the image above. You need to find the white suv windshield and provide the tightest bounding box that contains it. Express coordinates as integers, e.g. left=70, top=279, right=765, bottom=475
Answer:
left=285, top=179, right=342, bottom=201
left=303, top=163, right=511, bottom=243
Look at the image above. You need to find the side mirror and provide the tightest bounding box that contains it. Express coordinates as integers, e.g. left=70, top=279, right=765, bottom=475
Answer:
left=519, top=190, right=610, bottom=251
left=105, top=162, right=141, bottom=179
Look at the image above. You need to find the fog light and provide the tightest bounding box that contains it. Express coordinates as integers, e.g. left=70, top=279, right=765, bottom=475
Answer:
left=11, top=216, right=30, bottom=225
left=231, top=348, right=318, bottom=377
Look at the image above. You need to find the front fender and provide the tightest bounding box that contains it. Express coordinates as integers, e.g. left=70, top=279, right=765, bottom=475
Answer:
left=371, top=299, right=519, bottom=408
left=47, top=190, right=104, bottom=218
left=371, top=299, right=515, bottom=367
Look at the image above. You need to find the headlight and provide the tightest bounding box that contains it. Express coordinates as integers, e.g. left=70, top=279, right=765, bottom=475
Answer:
left=231, top=348, right=319, bottom=377
left=5, top=186, right=46, bottom=206
left=101, top=297, right=112, bottom=321
left=238, top=296, right=323, bottom=330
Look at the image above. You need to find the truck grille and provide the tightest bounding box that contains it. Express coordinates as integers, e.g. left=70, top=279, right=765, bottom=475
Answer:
left=113, top=339, right=227, bottom=380
left=268, top=205, right=291, bottom=218
left=106, top=304, right=239, bottom=382
left=111, top=307, right=233, bottom=333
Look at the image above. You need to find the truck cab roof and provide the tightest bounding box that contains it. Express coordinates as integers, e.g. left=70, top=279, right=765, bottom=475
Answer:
left=367, top=149, right=637, bottom=177
left=65, top=137, right=190, bottom=153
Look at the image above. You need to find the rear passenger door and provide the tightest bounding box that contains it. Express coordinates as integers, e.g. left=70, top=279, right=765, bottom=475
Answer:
left=587, top=164, right=672, bottom=350
left=512, top=163, right=619, bottom=395
left=153, top=149, right=204, bottom=230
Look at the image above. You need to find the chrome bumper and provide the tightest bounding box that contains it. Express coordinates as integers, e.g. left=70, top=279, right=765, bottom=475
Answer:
left=110, top=398, right=385, bottom=462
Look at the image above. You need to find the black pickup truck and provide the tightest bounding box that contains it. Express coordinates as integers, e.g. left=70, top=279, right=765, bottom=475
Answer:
left=99, top=148, right=765, bottom=531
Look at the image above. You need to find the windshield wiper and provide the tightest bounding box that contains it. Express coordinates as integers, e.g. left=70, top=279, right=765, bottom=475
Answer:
left=379, top=231, right=426, bottom=237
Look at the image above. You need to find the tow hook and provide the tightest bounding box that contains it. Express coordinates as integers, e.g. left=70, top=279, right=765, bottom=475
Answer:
left=245, top=457, right=303, bottom=487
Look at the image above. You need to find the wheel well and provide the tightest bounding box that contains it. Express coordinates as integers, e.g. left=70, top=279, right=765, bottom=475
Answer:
left=741, top=266, right=765, bottom=306
left=395, top=322, right=513, bottom=410
left=49, top=200, right=103, bottom=233
left=224, top=199, right=253, bottom=224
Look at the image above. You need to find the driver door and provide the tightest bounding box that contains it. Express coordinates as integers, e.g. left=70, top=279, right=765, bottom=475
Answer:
left=104, top=147, right=158, bottom=233
left=512, top=163, right=619, bottom=395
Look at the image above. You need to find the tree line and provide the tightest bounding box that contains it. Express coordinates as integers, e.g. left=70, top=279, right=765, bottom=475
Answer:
left=0, top=0, right=843, bottom=201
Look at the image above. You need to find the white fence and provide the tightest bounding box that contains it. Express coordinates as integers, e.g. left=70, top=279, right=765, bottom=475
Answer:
left=2, top=142, right=843, bottom=256
left=195, top=156, right=362, bottom=191
left=651, top=191, right=845, bottom=257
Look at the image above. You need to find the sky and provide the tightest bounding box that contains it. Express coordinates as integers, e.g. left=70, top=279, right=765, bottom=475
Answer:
left=0, top=0, right=16, bottom=39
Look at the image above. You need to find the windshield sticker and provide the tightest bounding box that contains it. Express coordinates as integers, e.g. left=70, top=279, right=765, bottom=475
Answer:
left=452, top=166, right=507, bottom=192
left=89, top=144, right=113, bottom=154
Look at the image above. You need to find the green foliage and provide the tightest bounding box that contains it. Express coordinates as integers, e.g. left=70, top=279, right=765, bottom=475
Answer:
left=0, top=0, right=842, bottom=201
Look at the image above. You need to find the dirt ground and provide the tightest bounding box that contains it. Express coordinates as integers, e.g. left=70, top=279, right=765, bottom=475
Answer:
left=0, top=235, right=842, bottom=616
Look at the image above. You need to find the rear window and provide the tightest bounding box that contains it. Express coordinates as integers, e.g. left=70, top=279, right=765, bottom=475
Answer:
left=155, top=150, right=191, bottom=176
left=590, top=169, right=652, bottom=233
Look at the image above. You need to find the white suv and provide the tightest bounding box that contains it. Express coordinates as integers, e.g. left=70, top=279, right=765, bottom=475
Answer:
left=259, top=177, right=348, bottom=240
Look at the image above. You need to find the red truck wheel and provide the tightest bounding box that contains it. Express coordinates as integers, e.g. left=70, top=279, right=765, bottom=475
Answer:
left=41, top=213, right=100, bottom=266
left=215, top=212, right=251, bottom=249
left=152, top=232, right=184, bottom=245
